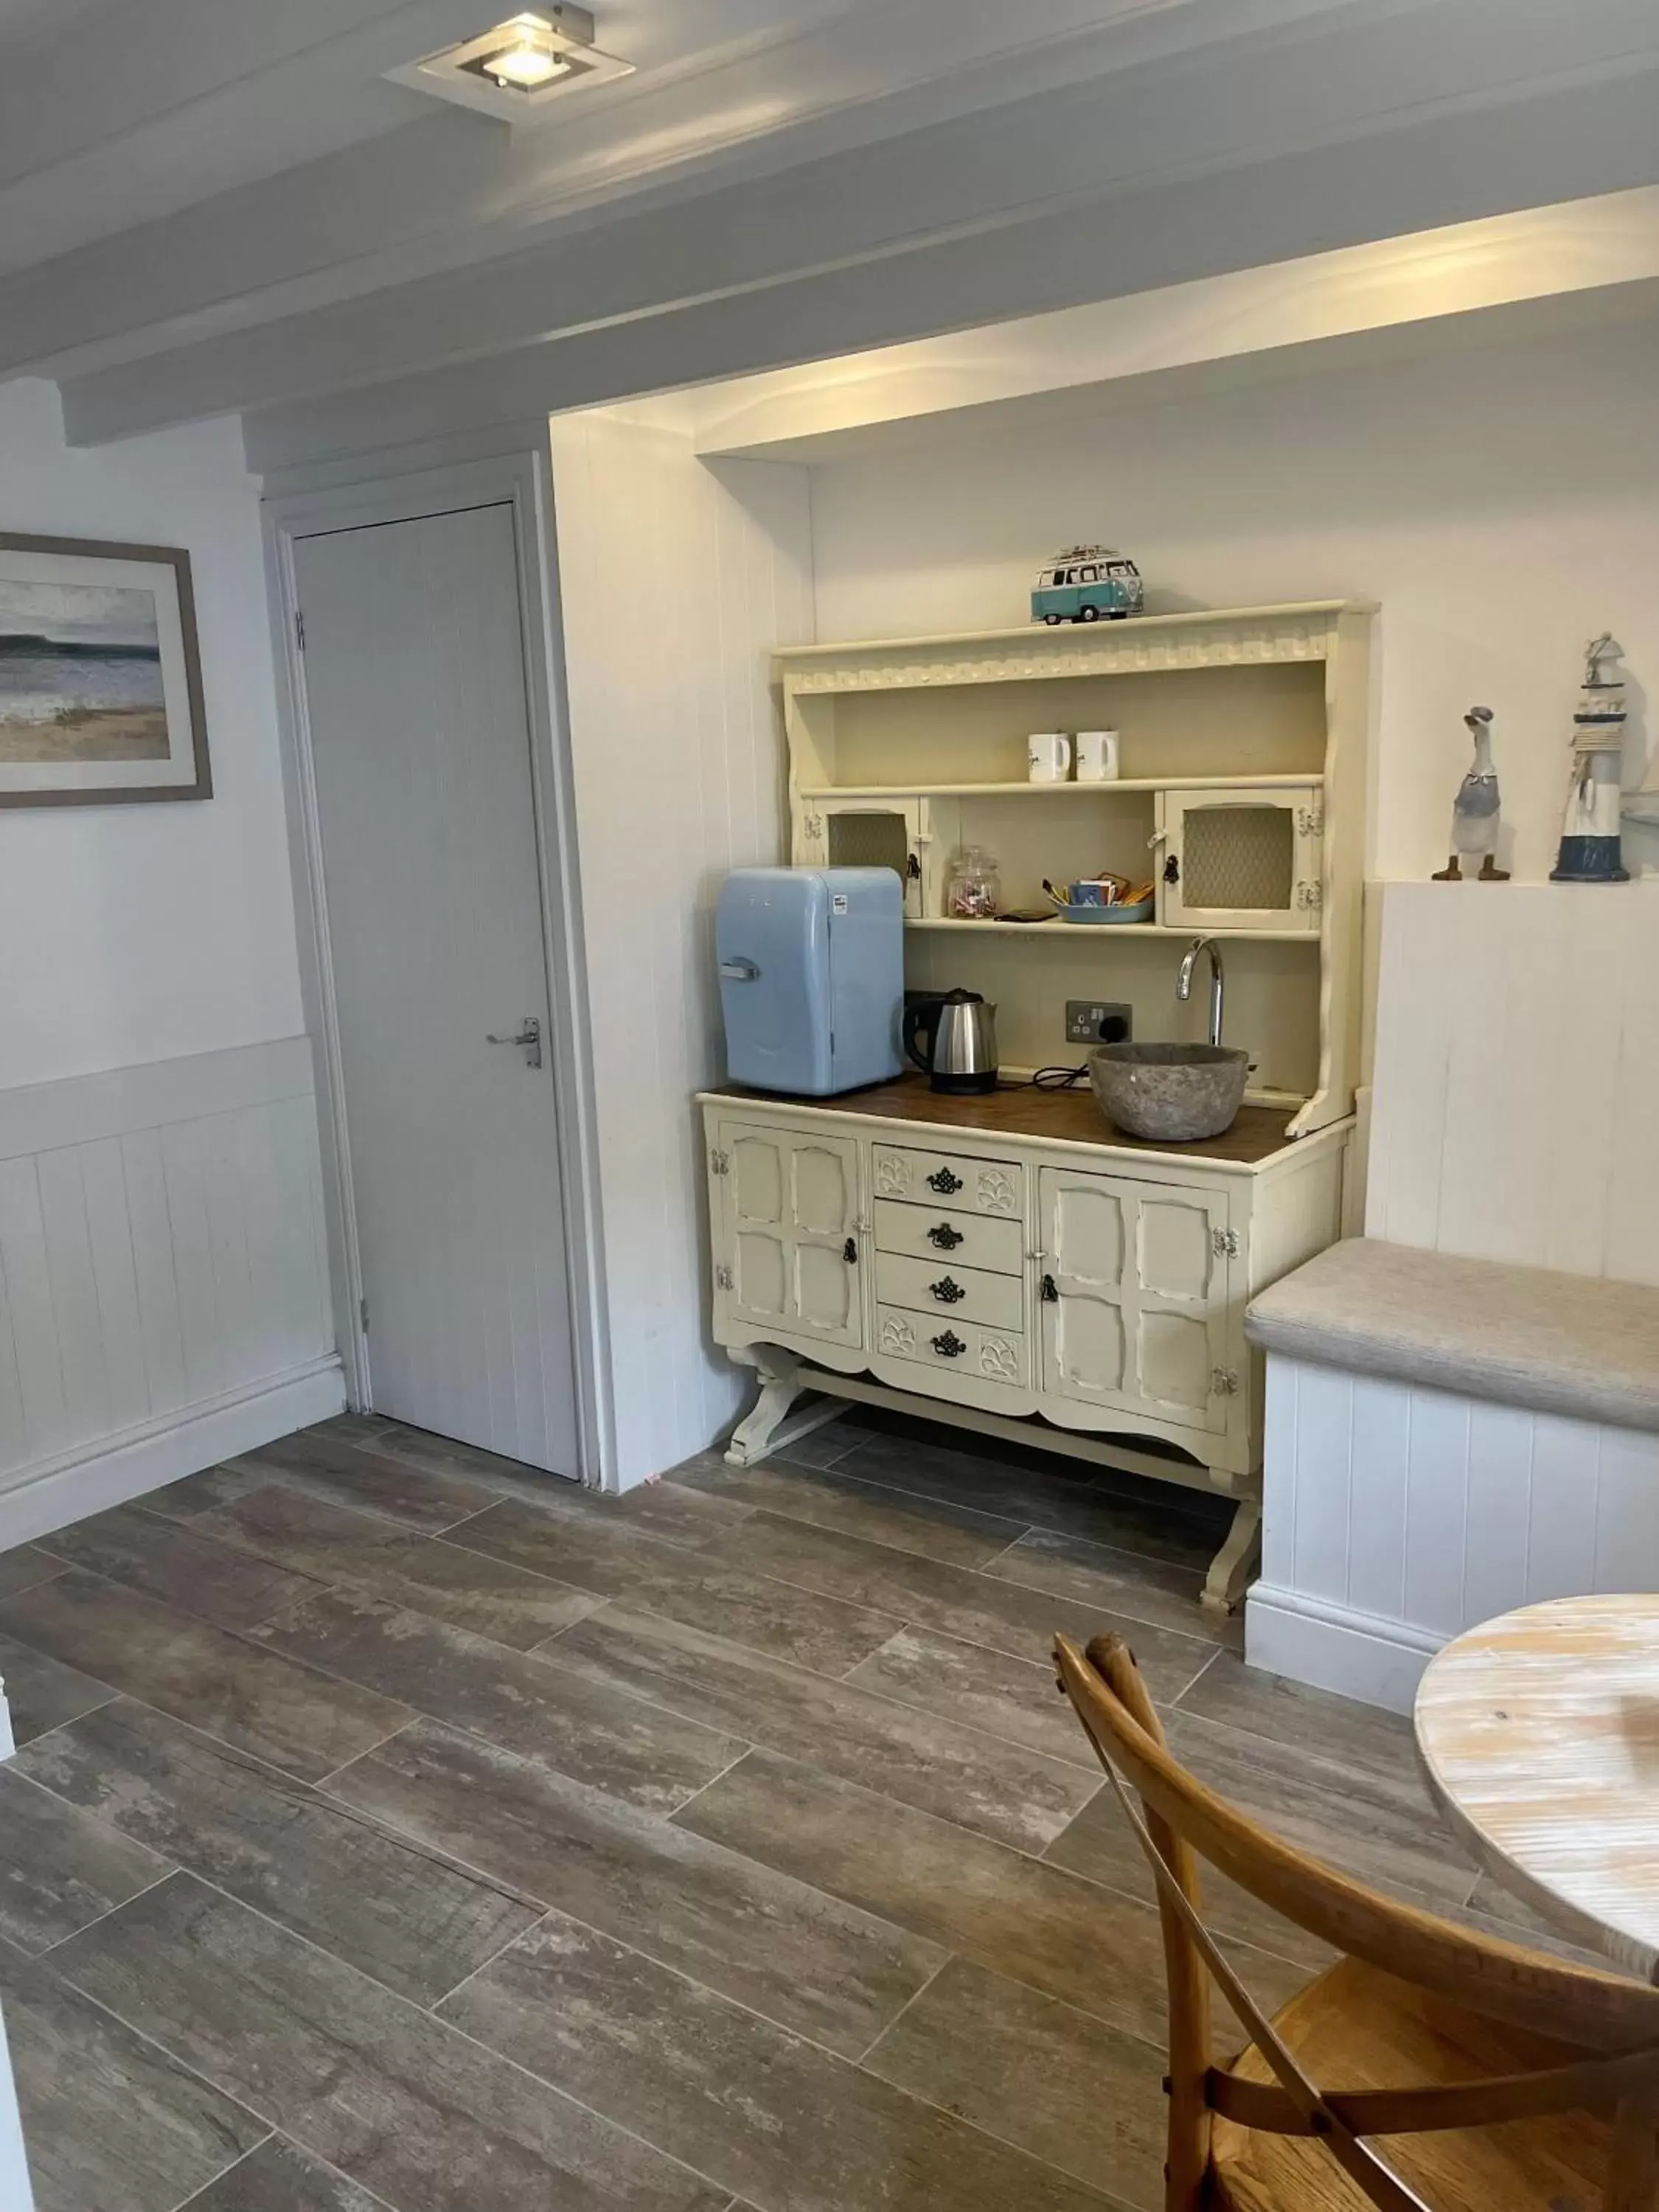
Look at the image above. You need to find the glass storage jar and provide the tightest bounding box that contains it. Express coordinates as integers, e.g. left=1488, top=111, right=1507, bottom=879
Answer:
left=945, top=845, right=1002, bottom=920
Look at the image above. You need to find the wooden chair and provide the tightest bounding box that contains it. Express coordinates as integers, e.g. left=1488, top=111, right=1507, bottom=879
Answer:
left=1054, top=1631, right=1659, bottom=2212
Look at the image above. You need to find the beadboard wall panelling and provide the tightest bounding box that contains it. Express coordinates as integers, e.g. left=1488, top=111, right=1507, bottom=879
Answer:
left=0, top=1040, right=339, bottom=1545
left=1365, top=882, right=1659, bottom=1281
left=549, top=417, right=813, bottom=1486
left=1251, top=1357, right=1659, bottom=1712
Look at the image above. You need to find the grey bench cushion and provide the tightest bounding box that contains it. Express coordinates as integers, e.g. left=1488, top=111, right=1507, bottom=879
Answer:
left=1245, top=1238, right=1659, bottom=1433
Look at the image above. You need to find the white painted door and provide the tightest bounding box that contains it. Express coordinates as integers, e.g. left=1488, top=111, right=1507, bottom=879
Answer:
left=1040, top=1166, right=1234, bottom=1435
left=712, top=1119, right=863, bottom=1349
left=293, top=504, right=578, bottom=1475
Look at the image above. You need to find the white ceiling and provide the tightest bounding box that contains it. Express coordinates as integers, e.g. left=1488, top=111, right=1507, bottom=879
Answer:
left=1, top=0, right=1657, bottom=451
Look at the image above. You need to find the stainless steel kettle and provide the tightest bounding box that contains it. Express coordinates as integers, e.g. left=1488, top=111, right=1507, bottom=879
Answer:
left=902, top=989, right=999, bottom=1095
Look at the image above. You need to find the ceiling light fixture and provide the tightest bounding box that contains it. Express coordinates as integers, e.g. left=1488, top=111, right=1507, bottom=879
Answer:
left=387, top=7, right=631, bottom=122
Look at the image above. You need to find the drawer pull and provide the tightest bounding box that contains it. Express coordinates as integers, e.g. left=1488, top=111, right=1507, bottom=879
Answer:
left=928, top=1275, right=967, bottom=1304
left=926, top=1222, right=964, bottom=1250
left=927, top=1168, right=964, bottom=1194
left=931, top=1329, right=967, bottom=1358
left=1041, top=1273, right=1060, bottom=1304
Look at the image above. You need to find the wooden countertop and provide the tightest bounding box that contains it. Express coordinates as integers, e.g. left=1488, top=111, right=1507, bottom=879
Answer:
left=714, top=1071, right=1303, bottom=1166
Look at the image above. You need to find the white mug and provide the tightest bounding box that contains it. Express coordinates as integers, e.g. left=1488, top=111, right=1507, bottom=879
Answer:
left=1027, top=731, right=1072, bottom=783
left=1075, top=729, right=1120, bottom=782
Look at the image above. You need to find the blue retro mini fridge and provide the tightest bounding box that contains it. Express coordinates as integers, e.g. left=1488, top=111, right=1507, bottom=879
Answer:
left=716, top=867, right=903, bottom=1096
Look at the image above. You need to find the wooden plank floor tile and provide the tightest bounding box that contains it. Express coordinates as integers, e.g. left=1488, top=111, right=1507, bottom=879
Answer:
left=440, top=1909, right=1130, bottom=2212
left=550, top=1604, right=1099, bottom=1851
left=40, top=1503, right=327, bottom=1631
left=185, top=2135, right=387, bottom=2211
left=0, top=1932, right=265, bottom=2212
left=680, top=1747, right=1183, bottom=2043
left=0, top=1546, right=63, bottom=1601
left=326, top=1717, right=945, bottom=2056
left=667, top=1456, right=1029, bottom=1570
left=251, top=1586, right=745, bottom=1813
left=843, top=1627, right=1102, bottom=1769
left=1040, top=1771, right=1338, bottom=1973
left=0, top=1573, right=411, bottom=1784
left=709, top=1509, right=1221, bottom=1677
left=15, top=1700, right=540, bottom=2006
left=861, top=1956, right=1168, bottom=2209
left=1170, top=1650, right=1425, bottom=1794
left=228, top=1430, right=501, bottom=1532
left=142, top=1464, right=269, bottom=1523
left=822, top=1423, right=1231, bottom=1571
left=0, top=1766, right=167, bottom=1953
left=0, top=1625, right=114, bottom=1746
left=452, top=1498, right=901, bottom=1674
left=981, top=1526, right=1219, bottom=1641
left=52, top=1874, right=729, bottom=2212
left=188, top=1482, right=604, bottom=1650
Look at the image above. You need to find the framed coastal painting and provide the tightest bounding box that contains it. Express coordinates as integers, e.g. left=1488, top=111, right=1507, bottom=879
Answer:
left=0, top=532, right=211, bottom=806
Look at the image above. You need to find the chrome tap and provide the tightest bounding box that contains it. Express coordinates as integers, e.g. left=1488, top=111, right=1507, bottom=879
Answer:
left=1177, top=936, right=1225, bottom=1046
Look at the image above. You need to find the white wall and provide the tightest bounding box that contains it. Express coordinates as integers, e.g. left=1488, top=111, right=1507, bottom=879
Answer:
left=808, top=319, right=1659, bottom=886
left=0, top=380, right=338, bottom=1533
left=549, top=413, right=813, bottom=1486
left=0, top=380, right=307, bottom=1088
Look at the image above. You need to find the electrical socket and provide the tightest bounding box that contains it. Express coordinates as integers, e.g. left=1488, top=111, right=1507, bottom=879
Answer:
left=1065, top=1000, right=1133, bottom=1046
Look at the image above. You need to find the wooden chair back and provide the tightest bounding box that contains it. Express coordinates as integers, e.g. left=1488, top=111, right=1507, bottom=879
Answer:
left=1054, top=1630, right=1659, bottom=2212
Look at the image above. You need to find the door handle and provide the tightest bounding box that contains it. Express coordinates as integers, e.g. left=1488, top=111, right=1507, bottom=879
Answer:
left=487, top=1017, right=543, bottom=1068
left=718, top=959, right=759, bottom=981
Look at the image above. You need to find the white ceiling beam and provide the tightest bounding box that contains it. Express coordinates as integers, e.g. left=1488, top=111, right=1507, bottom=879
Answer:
left=0, top=0, right=1545, bottom=380
left=60, top=12, right=1659, bottom=448
left=221, top=61, right=1659, bottom=474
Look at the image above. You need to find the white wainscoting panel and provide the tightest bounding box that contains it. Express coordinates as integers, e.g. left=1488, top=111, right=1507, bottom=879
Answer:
left=1250, top=1356, right=1659, bottom=1711
left=1366, top=881, right=1659, bottom=1281
left=550, top=416, right=814, bottom=1487
left=0, top=1038, right=341, bottom=1545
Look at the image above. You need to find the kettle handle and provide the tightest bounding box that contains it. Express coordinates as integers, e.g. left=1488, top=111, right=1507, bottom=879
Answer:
left=902, top=1004, right=935, bottom=1074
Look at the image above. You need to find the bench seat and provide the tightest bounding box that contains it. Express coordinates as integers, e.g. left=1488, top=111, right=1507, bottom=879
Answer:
left=1245, top=1237, right=1659, bottom=1434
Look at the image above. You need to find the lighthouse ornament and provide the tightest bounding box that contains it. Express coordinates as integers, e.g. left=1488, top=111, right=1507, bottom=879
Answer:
left=1552, top=633, right=1630, bottom=883
left=1433, top=706, right=1507, bottom=881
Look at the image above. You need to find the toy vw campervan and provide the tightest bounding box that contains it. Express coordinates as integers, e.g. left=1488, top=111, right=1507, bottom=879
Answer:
left=1031, top=545, right=1143, bottom=625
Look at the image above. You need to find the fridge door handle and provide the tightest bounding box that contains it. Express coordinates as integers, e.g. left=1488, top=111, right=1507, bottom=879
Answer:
left=718, top=959, right=759, bottom=981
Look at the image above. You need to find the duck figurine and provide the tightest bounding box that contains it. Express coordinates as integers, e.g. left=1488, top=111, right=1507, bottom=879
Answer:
left=1433, top=705, right=1508, bottom=881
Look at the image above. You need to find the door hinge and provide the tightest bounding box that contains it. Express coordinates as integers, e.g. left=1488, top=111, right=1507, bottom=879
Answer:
left=1211, top=1366, right=1240, bottom=1397
left=709, top=1149, right=730, bottom=1176
left=294, top=608, right=306, bottom=652
left=1296, top=806, right=1324, bottom=836
left=714, top=1264, right=734, bottom=1292
left=359, top=1295, right=369, bottom=1333
left=1295, top=880, right=1324, bottom=910
left=1211, top=1227, right=1240, bottom=1258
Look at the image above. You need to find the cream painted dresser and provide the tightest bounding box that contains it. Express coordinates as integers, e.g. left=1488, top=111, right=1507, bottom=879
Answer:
left=700, top=599, right=1372, bottom=1611
left=698, top=1079, right=1349, bottom=1611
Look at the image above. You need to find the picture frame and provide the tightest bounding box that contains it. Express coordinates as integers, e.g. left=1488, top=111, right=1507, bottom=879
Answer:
left=0, top=532, right=211, bottom=807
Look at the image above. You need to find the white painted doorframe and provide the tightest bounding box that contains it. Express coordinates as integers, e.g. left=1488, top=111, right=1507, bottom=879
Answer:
left=262, top=450, right=613, bottom=1488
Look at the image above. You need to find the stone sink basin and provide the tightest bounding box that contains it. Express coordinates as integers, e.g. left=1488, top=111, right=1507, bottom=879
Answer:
left=1088, top=1042, right=1250, bottom=1142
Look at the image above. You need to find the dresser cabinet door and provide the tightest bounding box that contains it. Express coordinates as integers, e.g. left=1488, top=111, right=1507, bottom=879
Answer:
left=1039, top=1167, right=1234, bottom=1436
left=714, top=1121, right=863, bottom=1348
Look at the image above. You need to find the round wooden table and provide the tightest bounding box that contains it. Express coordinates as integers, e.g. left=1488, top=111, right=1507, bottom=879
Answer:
left=1415, top=1594, right=1659, bottom=1982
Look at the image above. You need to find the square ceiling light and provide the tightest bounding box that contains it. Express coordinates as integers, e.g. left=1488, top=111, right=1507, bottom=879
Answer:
left=387, top=7, right=633, bottom=122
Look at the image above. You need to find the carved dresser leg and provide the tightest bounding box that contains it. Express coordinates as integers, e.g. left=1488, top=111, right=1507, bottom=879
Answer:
left=1202, top=1494, right=1263, bottom=1615
left=725, top=1347, right=804, bottom=1465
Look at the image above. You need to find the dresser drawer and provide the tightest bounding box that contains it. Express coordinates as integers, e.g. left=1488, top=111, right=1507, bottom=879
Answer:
left=874, top=1250, right=1023, bottom=1332
left=872, top=1197, right=1023, bottom=1276
left=870, top=1144, right=1024, bottom=1218
left=876, top=1305, right=1028, bottom=1388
